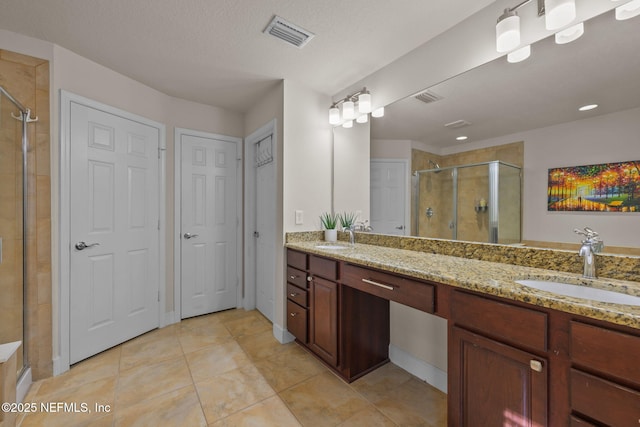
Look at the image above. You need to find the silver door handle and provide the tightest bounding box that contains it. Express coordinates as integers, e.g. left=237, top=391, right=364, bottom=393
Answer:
left=395, top=225, right=405, bottom=230
left=75, top=241, right=100, bottom=250
left=183, top=233, right=199, bottom=239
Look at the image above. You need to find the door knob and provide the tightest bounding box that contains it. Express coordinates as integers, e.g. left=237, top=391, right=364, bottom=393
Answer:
left=395, top=225, right=405, bottom=230
left=183, top=233, right=199, bottom=239
left=75, top=241, right=100, bottom=250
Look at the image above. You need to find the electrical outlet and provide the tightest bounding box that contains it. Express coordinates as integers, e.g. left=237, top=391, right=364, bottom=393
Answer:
left=295, top=210, right=304, bottom=225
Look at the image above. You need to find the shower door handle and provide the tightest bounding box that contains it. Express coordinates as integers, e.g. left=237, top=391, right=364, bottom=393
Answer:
left=75, top=241, right=100, bottom=250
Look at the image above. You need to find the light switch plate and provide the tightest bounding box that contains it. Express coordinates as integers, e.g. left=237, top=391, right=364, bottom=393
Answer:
left=295, top=210, right=304, bottom=225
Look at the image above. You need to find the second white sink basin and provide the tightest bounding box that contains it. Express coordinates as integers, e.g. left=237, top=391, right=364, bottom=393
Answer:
left=516, top=280, right=640, bottom=306
left=315, top=244, right=349, bottom=250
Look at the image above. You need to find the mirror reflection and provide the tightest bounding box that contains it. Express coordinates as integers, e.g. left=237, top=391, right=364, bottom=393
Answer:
left=368, top=8, right=640, bottom=247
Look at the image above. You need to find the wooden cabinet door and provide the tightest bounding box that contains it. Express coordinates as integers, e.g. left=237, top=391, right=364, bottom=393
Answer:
left=450, top=326, right=548, bottom=427
left=309, top=276, right=338, bottom=367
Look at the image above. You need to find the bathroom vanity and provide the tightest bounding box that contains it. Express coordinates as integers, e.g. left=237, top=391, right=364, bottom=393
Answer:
left=284, top=239, right=640, bottom=426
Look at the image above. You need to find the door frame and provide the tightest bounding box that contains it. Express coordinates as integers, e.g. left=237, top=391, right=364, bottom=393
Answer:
left=57, top=90, right=166, bottom=375
left=173, top=128, right=243, bottom=320
left=370, top=158, right=411, bottom=234
left=243, top=119, right=276, bottom=315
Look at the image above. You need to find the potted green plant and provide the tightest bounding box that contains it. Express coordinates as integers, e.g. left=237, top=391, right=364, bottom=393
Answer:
left=338, top=211, right=357, bottom=230
left=320, top=212, right=338, bottom=242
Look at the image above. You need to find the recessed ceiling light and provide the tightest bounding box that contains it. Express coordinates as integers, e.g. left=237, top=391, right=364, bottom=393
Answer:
left=578, top=104, right=598, bottom=111
left=456, top=136, right=468, bottom=141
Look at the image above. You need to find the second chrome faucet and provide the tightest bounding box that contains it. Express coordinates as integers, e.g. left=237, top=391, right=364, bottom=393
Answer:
left=574, top=227, right=604, bottom=279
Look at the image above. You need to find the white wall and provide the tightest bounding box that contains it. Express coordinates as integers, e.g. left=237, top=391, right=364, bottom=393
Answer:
left=371, top=139, right=412, bottom=160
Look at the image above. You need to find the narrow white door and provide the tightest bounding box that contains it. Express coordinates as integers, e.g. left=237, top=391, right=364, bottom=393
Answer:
left=255, top=136, right=275, bottom=322
left=69, top=102, right=160, bottom=364
left=180, top=134, right=238, bottom=318
left=370, top=160, right=407, bottom=235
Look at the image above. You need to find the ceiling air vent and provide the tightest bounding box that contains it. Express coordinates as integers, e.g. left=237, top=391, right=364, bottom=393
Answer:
left=414, top=90, right=443, bottom=104
left=263, top=15, right=315, bottom=48
left=444, top=119, right=472, bottom=129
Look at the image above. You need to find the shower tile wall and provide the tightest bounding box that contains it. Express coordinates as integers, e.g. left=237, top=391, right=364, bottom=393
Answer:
left=0, top=50, right=51, bottom=380
left=412, top=142, right=523, bottom=241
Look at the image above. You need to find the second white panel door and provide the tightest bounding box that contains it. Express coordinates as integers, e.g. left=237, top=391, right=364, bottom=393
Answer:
left=180, top=134, right=238, bottom=318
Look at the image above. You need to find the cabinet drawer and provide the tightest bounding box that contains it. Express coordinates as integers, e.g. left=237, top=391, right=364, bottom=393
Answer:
left=342, top=264, right=434, bottom=313
left=287, top=299, right=307, bottom=343
left=452, top=291, right=547, bottom=352
left=570, top=321, right=640, bottom=386
left=571, top=369, right=640, bottom=426
left=309, top=255, right=338, bottom=281
left=569, top=416, right=596, bottom=427
left=287, top=283, right=308, bottom=307
left=287, top=266, right=307, bottom=289
left=287, top=249, right=307, bottom=271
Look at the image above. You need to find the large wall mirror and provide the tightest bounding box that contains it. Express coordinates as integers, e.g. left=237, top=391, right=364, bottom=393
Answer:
left=363, top=7, right=640, bottom=251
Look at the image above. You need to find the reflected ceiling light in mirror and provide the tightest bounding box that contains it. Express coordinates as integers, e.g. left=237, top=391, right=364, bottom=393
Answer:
left=555, top=22, right=584, bottom=44
left=329, top=106, right=340, bottom=125
left=456, top=136, right=468, bottom=141
left=357, top=91, right=371, bottom=114
left=496, top=9, right=521, bottom=52
left=578, top=104, right=598, bottom=111
left=507, top=45, right=531, bottom=62
left=342, top=120, right=353, bottom=128
left=372, top=107, right=385, bottom=118
left=356, top=114, right=368, bottom=124
left=545, top=0, right=576, bottom=30
left=615, top=0, right=640, bottom=20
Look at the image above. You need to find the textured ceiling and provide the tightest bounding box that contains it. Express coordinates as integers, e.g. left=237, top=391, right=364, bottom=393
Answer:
left=0, top=0, right=492, bottom=112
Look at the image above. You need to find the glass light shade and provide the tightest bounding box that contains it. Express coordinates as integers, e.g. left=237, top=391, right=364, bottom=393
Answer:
left=507, top=45, right=531, bottom=63
left=371, top=107, right=385, bottom=118
left=555, top=22, right=584, bottom=44
left=496, top=11, right=520, bottom=53
left=616, top=0, right=640, bottom=20
left=328, top=106, right=340, bottom=125
left=545, top=0, right=576, bottom=30
left=356, top=114, right=368, bottom=124
left=357, top=93, right=371, bottom=114
left=342, top=100, right=355, bottom=120
left=342, top=120, right=353, bottom=128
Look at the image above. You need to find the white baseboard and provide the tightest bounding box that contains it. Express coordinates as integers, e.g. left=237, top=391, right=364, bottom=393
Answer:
left=163, top=311, right=178, bottom=327
left=273, top=323, right=295, bottom=344
left=389, top=344, right=448, bottom=393
left=52, top=355, right=67, bottom=376
left=17, top=367, right=32, bottom=403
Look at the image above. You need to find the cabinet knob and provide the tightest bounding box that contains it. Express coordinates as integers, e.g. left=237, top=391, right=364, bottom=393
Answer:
left=290, top=292, right=298, bottom=297
left=290, top=312, right=297, bottom=317
left=290, top=275, right=296, bottom=280
left=307, top=276, right=313, bottom=282
left=529, top=360, right=543, bottom=372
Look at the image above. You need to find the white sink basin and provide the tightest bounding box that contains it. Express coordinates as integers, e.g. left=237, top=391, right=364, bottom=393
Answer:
left=315, top=244, right=349, bottom=250
left=516, top=280, right=640, bottom=306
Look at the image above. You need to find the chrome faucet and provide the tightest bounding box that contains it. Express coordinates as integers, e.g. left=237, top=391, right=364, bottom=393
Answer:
left=343, top=225, right=356, bottom=245
left=574, top=227, right=604, bottom=279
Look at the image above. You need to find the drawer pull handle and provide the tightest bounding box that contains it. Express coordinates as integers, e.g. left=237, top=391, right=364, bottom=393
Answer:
left=530, top=360, right=543, bottom=372
left=362, top=278, right=394, bottom=291
left=290, top=292, right=298, bottom=297
left=290, top=312, right=297, bottom=317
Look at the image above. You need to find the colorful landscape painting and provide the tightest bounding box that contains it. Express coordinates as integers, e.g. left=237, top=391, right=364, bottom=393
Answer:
left=548, top=161, right=640, bottom=212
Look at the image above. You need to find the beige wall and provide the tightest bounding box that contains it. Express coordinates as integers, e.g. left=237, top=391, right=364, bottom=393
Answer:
left=333, top=123, right=370, bottom=220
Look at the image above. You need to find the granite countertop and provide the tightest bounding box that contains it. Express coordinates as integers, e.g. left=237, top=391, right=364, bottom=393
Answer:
left=286, top=240, right=640, bottom=330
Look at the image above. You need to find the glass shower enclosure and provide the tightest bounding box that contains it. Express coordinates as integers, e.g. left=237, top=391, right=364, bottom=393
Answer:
left=0, top=85, right=34, bottom=379
left=414, top=160, right=522, bottom=244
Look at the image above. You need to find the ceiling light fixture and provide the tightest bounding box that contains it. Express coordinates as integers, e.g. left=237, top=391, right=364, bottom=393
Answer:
left=328, top=87, right=383, bottom=126
left=507, top=45, right=531, bottom=63
left=545, top=0, right=576, bottom=30
left=496, top=9, right=521, bottom=52
left=615, top=0, right=640, bottom=20
left=578, top=104, right=598, bottom=111
left=456, top=136, right=468, bottom=141
left=371, top=107, right=385, bottom=118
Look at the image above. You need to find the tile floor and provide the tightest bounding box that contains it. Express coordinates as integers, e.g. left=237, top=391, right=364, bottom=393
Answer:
left=18, top=309, right=447, bottom=426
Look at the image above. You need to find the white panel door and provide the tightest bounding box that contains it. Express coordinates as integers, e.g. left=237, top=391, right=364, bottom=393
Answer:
left=69, top=102, right=160, bottom=364
left=181, top=134, right=238, bottom=318
left=371, top=161, right=407, bottom=235
left=255, top=140, right=275, bottom=322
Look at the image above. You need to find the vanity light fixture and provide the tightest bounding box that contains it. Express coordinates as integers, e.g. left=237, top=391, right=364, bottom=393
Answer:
left=507, top=45, right=531, bottom=63
left=371, top=107, right=385, bottom=118
left=555, top=22, right=584, bottom=44
left=545, top=0, right=576, bottom=30
left=328, top=87, right=382, bottom=126
left=615, top=0, right=640, bottom=20
left=579, top=104, right=598, bottom=111
left=496, top=9, right=521, bottom=52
